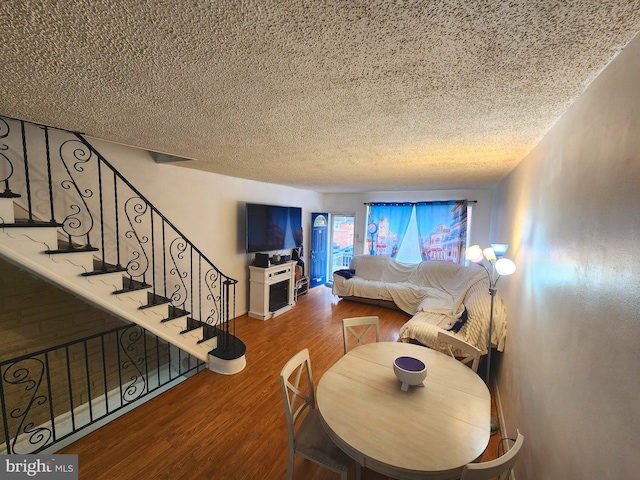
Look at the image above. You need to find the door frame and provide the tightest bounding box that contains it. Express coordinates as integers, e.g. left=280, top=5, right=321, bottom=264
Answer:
left=310, top=212, right=329, bottom=288
left=328, top=212, right=356, bottom=280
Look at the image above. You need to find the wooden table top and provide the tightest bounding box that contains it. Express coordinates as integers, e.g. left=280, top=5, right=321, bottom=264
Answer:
left=316, top=342, right=490, bottom=480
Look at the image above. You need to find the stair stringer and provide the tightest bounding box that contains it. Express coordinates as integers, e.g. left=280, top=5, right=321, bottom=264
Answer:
left=0, top=224, right=216, bottom=363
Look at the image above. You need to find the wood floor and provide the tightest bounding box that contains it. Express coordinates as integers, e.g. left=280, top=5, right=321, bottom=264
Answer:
left=59, top=285, right=502, bottom=480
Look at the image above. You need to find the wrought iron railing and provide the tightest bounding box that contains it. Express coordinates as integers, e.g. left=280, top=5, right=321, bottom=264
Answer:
left=331, top=249, right=353, bottom=272
left=0, top=324, right=203, bottom=455
left=0, top=115, right=240, bottom=354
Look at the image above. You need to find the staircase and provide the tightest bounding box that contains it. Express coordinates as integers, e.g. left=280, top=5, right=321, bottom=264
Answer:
left=0, top=115, right=246, bottom=375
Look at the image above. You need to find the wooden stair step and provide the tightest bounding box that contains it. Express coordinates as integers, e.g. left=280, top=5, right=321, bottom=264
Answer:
left=161, top=306, right=190, bottom=323
left=209, top=336, right=247, bottom=359
left=112, top=278, right=151, bottom=294
left=199, top=323, right=222, bottom=343
left=139, top=292, right=171, bottom=310
left=1, top=219, right=62, bottom=227
left=81, top=259, right=128, bottom=276
left=0, top=190, right=21, bottom=199
left=45, top=239, right=99, bottom=254
left=180, top=317, right=203, bottom=334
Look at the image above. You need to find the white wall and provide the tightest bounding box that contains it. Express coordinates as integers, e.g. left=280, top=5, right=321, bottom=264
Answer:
left=490, top=33, right=640, bottom=478
left=323, top=189, right=494, bottom=255
left=87, top=139, right=324, bottom=315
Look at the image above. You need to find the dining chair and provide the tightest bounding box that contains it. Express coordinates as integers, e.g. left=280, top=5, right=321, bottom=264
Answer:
left=342, top=316, right=379, bottom=354
left=437, top=330, right=482, bottom=373
left=280, top=349, right=359, bottom=480
left=460, top=432, right=524, bottom=480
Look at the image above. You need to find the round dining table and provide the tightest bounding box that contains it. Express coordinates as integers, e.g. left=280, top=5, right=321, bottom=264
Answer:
left=316, top=341, right=490, bottom=480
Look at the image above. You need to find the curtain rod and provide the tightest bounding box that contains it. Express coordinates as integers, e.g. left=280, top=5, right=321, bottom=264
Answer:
left=363, top=200, right=477, bottom=205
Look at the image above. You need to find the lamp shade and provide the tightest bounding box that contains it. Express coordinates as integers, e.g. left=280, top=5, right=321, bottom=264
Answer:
left=491, top=244, right=509, bottom=257
left=495, top=258, right=516, bottom=275
left=482, top=247, right=496, bottom=262
left=465, top=245, right=484, bottom=263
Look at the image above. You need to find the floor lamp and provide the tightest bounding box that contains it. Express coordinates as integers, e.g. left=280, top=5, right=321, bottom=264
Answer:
left=465, top=244, right=516, bottom=431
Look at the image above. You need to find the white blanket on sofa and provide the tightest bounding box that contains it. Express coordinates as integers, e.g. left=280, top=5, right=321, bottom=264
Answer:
left=332, top=256, right=508, bottom=354
left=408, top=260, right=486, bottom=314
left=398, top=279, right=508, bottom=354
left=334, top=256, right=485, bottom=316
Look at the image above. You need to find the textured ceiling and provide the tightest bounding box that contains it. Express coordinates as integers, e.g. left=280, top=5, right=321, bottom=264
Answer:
left=1, top=1, right=639, bottom=193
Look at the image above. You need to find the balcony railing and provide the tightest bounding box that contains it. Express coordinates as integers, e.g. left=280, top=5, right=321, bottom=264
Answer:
left=331, top=248, right=353, bottom=273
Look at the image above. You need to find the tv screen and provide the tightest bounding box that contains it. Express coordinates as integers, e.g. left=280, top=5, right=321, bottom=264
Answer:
left=246, top=203, right=303, bottom=253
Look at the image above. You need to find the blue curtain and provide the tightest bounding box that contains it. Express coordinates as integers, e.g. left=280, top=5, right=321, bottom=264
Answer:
left=415, top=201, right=467, bottom=263
left=367, top=203, right=413, bottom=257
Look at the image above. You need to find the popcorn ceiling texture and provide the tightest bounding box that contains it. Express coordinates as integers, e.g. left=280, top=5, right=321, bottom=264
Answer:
left=1, top=1, right=639, bottom=192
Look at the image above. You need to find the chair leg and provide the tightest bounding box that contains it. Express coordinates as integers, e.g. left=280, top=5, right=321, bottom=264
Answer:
left=287, top=450, right=294, bottom=480
left=355, top=462, right=361, bottom=480
left=342, top=462, right=361, bottom=480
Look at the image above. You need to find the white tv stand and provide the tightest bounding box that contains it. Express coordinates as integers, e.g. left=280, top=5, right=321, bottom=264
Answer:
left=248, top=261, right=296, bottom=320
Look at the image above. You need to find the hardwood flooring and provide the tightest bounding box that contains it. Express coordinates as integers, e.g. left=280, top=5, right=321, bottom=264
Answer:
left=59, top=285, right=502, bottom=480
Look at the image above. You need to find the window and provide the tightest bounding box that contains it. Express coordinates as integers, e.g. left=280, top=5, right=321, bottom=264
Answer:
left=366, top=201, right=471, bottom=264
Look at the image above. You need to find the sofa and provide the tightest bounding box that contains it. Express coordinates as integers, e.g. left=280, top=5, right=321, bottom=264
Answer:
left=332, top=255, right=507, bottom=355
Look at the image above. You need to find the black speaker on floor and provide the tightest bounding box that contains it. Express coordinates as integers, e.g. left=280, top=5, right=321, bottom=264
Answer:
left=254, top=253, right=270, bottom=268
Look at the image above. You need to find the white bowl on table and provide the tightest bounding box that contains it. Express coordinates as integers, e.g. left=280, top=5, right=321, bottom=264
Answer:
left=393, top=356, right=427, bottom=391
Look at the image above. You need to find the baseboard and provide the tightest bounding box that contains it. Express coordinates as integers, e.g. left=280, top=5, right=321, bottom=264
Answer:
left=492, top=378, right=517, bottom=480
left=2, top=365, right=192, bottom=455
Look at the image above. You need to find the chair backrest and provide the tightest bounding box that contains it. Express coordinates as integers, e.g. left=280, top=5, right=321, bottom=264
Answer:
left=460, top=432, right=524, bottom=480
left=280, top=349, right=315, bottom=449
left=437, top=330, right=482, bottom=373
left=342, top=316, right=380, bottom=354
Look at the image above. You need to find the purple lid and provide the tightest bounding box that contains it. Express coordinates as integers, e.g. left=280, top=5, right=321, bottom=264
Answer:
left=394, top=356, right=425, bottom=372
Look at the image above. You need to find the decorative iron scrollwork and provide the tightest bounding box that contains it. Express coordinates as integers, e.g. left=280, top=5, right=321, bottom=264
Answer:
left=205, top=268, right=222, bottom=325
left=0, top=117, right=15, bottom=197
left=124, top=197, right=150, bottom=283
left=0, top=117, right=8, bottom=142
left=119, top=325, right=147, bottom=403
left=169, top=237, right=189, bottom=308
left=58, top=139, right=95, bottom=245
left=2, top=358, right=52, bottom=454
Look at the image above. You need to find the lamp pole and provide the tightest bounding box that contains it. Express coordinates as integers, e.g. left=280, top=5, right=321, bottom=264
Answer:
left=485, top=280, right=500, bottom=432
left=465, top=244, right=515, bottom=433
left=486, top=286, right=496, bottom=385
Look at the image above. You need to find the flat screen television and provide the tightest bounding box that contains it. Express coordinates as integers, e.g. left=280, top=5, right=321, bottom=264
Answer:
left=246, top=203, right=303, bottom=253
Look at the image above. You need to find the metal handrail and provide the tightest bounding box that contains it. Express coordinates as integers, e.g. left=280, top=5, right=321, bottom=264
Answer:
left=0, top=323, right=203, bottom=455
left=0, top=115, right=239, bottom=349
left=72, top=134, right=232, bottom=282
